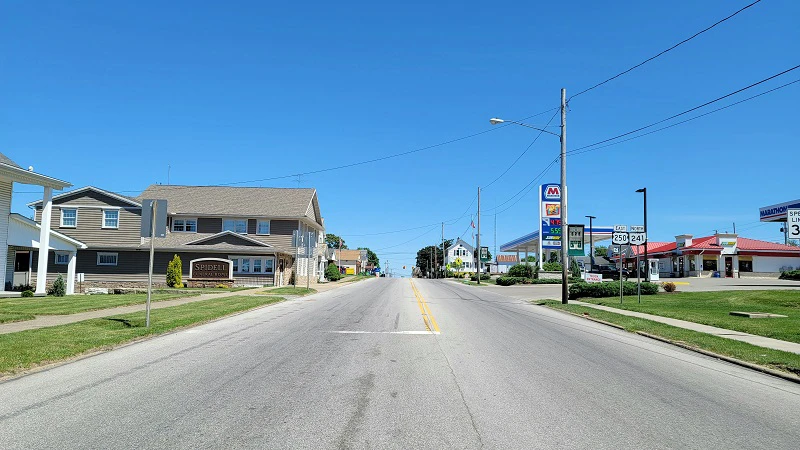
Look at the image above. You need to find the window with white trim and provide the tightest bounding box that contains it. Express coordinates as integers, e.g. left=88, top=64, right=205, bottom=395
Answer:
left=257, top=220, right=271, bottom=235
left=253, top=259, right=262, bottom=273
left=60, top=209, right=77, bottom=228
left=97, top=252, right=118, bottom=266
left=223, top=219, right=247, bottom=234
left=230, top=256, right=275, bottom=275
left=55, top=252, right=69, bottom=265
left=103, top=210, right=119, bottom=229
left=240, top=258, right=250, bottom=273
left=172, top=218, right=197, bottom=232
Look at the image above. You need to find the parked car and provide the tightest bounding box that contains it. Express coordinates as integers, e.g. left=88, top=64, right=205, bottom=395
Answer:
left=590, top=264, right=629, bottom=281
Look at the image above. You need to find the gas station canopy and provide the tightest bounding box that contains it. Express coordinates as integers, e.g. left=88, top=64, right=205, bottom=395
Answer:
left=760, top=199, right=800, bottom=222
left=500, top=227, right=614, bottom=255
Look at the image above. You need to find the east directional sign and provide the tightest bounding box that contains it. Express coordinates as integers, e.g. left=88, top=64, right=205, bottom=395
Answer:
left=789, top=209, right=800, bottom=239
left=612, top=225, right=629, bottom=245
left=567, top=224, right=585, bottom=257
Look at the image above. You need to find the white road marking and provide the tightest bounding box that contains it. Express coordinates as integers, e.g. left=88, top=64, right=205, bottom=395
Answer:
left=328, top=330, right=440, bottom=335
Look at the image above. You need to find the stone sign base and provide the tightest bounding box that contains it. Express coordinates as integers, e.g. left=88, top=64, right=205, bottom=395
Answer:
left=187, top=278, right=234, bottom=288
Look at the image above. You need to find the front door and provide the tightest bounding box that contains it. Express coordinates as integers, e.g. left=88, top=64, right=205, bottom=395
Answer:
left=13, top=251, right=31, bottom=287
left=725, top=257, right=734, bottom=278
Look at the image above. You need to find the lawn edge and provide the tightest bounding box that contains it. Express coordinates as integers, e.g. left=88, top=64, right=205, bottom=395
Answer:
left=0, top=296, right=286, bottom=383
left=541, top=303, right=800, bottom=385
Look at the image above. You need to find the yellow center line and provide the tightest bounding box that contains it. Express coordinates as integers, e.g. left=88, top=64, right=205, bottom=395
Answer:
left=410, top=280, right=440, bottom=334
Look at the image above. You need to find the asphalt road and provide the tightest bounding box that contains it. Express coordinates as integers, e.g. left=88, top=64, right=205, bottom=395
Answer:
left=2, top=278, right=800, bottom=449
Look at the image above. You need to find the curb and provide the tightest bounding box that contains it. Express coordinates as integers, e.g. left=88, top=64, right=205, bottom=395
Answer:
left=543, top=305, right=800, bottom=385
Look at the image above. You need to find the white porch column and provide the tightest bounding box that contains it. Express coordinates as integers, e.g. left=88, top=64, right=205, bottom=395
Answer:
left=66, top=251, right=76, bottom=295
left=35, top=187, right=53, bottom=294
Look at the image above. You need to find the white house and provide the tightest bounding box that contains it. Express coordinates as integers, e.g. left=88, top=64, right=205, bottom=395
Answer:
left=1, top=152, right=82, bottom=295
left=445, top=238, right=488, bottom=273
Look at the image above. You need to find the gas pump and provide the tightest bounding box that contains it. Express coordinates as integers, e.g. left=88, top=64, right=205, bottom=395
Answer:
left=648, top=259, right=660, bottom=282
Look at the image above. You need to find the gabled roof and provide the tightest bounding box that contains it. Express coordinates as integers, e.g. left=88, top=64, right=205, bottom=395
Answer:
left=27, top=186, right=141, bottom=207
left=0, top=152, right=21, bottom=168
left=185, top=230, right=272, bottom=247
left=628, top=241, right=678, bottom=256
left=446, top=238, right=474, bottom=253
left=137, top=185, right=322, bottom=225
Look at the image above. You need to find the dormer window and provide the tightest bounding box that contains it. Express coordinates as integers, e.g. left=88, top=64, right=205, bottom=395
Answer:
left=102, top=210, right=119, bottom=229
left=223, top=219, right=247, bottom=234
left=173, top=218, right=197, bottom=233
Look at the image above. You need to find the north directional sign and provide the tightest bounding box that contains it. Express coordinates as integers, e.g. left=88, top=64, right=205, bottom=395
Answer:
left=630, top=225, right=645, bottom=233
left=789, top=209, right=800, bottom=239
left=629, top=232, right=647, bottom=246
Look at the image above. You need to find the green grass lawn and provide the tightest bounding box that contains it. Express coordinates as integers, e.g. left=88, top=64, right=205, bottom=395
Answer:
left=0, top=313, right=36, bottom=324
left=460, top=278, right=497, bottom=286
left=541, top=302, right=800, bottom=376
left=0, top=292, right=199, bottom=316
left=342, top=274, right=374, bottom=282
left=164, top=287, right=254, bottom=292
left=0, top=295, right=284, bottom=376
left=261, top=287, right=317, bottom=295
left=574, top=290, right=800, bottom=344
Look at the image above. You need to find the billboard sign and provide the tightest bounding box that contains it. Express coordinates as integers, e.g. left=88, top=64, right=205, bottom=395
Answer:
left=539, top=184, right=562, bottom=250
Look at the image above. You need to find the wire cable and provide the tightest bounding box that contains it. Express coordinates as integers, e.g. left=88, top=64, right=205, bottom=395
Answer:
left=569, top=0, right=764, bottom=100
left=568, top=65, right=800, bottom=155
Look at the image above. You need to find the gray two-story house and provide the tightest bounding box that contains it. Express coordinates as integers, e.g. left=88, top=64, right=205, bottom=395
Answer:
left=28, top=185, right=326, bottom=289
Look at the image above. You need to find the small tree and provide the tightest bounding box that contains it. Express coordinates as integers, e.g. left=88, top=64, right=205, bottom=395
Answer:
left=166, top=254, right=183, bottom=288
left=49, top=274, right=66, bottom=297
left=570, top=257, right=581, bottom=279
left=326, top=263, right=343, bottom=281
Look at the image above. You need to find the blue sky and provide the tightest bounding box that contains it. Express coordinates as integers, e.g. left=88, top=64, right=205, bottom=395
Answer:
left=2, top=0, right=798, bottom=275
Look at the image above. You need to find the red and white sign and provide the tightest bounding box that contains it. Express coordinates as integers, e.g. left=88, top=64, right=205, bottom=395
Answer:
left=585, top=273, right=602, bottom=283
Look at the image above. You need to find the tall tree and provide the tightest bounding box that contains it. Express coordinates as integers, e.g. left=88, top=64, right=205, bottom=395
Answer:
left=325, top=234, right=347, bottom=249
left=358, top=247, right=380, bottom=267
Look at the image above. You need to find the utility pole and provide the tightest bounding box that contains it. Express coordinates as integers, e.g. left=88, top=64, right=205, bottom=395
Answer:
left=560, top=88, right=569, bottom=305
left=441, top=222, right=445, bottom=279
left=494, top=213, right=497, bottom=274
left=477, top=187, right=481, bottom=285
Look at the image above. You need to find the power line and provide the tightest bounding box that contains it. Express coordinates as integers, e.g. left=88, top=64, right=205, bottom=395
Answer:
left=483, top=156, right=560, bottom=214
left=568, top=77, right=800, bottom=158
left=569, top=0, right=764, bottom=100
left=373, top=225, right=440, bottom=251
left=568, top=65, right=800, bottom=155
left=482, top=109, right=560, bottom=190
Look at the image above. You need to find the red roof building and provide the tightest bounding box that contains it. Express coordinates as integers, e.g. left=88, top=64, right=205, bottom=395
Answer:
left=614, top=233, right=800, bottom=278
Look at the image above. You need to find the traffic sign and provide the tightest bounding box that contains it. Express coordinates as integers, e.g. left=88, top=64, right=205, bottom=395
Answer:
left=789, top=209, right=800, bottom=239
left=629, top=232, right=647, bottom=245
left=630, top=225, right=645, bottom=233
left=612, top=231, right=629, bottom=245
left=613, top=225, right=628, bottom=232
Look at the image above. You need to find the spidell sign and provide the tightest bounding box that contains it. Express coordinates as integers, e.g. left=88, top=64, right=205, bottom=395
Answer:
left=189, top=258, right=233, bottom=280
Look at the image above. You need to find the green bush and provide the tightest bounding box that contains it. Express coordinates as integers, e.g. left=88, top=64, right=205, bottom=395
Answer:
left=325, top=263, right=343, bottom=281
left=568, top=281, right=659, bottom=299
left=496, top=276, right=524, bottom=286
left=496, top=277, right=563, bottom=286
left=570, top=258, right=581, bottom=279
left=543, top=262, right=562, bottom=272
left=48, top=274, right=66, bottom=297
left=469, top=274, right=491, bottom=281
left=779, top=270, right=800, bottom=281
left=215, top=284, right=229, bottom=289
left=166, top=254, right=183, bottom=288
left=508, top=264, right=534, bottom=278
left=21, top=290, right=35, bottom=297
left=533, top=264, right=540, bottom=279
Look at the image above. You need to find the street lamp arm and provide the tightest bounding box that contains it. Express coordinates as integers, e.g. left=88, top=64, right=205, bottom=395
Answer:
left=489, top=118, right=561, bottom=137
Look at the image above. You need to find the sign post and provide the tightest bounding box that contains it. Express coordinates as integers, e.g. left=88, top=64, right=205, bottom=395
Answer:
left=612, top=225, right=628, bottom=304
left=141, top=199, right=168, bottom=328
left=789, top=209, right=800, bottom=240
left=629, top=225, right=646, bottom=304
left=306, top=231, right=313, bottom=290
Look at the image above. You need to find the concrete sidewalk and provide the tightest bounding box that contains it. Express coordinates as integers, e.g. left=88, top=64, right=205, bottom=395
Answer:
left=0, top=278, right=369, bottom=335
left=573, top=300, right=800, bottom=355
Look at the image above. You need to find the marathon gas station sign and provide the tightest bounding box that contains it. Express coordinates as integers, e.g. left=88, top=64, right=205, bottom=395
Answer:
left=540, top=184, right=562, bottom=250
left=760, top=199, right=800, bottom=222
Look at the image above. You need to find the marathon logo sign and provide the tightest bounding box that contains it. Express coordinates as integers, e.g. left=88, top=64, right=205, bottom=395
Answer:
left=760, top=200, right=800, bottom=221
left=541, top=184, right=561, bottom=201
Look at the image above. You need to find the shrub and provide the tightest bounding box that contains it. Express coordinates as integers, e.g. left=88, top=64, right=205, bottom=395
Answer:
left=48, top=274, right=66, bottom=297
left=570, top=258, right=581, bottom=279
left=325, top=263, right=343, bottom=281
left=496, top=276, right=524, bottom=286
left=779, top=270, right=800, bottom=281
left=166, top=254, right=183, bottom=288
left=215, top=284, right=229, bottom=289
left=569, top=281, right=659, bottom=299
left=533, top=264, right=540, bottom=279
left=661, top=282, right=677, bottom=293
left=508, top=264, right=534, bottom=278
left=13, top=284, right=34, bottom=292
left=22, top=290, right=35, bottom=297
left=469, top=274, right=491, bottom=281
left=543, top=262, right=562, bottom=272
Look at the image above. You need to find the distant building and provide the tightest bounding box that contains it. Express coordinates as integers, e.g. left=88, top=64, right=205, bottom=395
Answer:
left=491, top=254, right=518, bottom=274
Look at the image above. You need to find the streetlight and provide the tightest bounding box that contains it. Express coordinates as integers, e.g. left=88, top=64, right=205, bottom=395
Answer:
left=635, top=188, right=648, bottom=281
left=490, top=89, right=568, bottom=304
left=585, top=215, right=596, bottom=267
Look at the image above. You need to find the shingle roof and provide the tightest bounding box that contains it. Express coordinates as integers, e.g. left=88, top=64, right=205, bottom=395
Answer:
left=0, top=152, right=22, bottom=168
left=338, top=249, right=364, bottom=261
left=137, top=185, right=319, bottom=221
left=138, top=231, right=289, bottom=254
